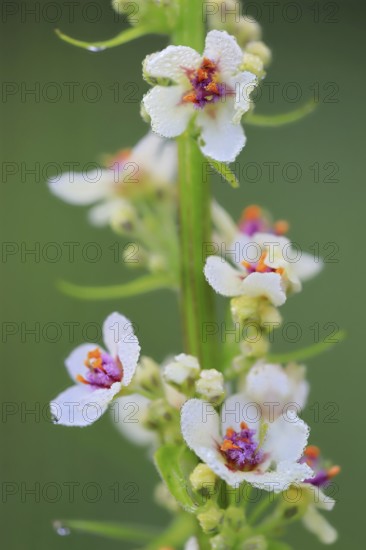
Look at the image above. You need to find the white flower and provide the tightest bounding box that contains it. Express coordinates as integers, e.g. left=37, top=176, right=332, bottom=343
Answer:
left=181, top=396, right=312, bottom=491
left=48, top=132, right=177, bottom=226
left=163, top=353, right=201, bottom=386
left=301, top=485, right=338, bottom=544
left=204, top=232, right=322, bottom=307
left=243, top=361, right=309, bottom=417
left=51, top=312, right=140, bottom=427
left=142, top=30, right=257, bottom=162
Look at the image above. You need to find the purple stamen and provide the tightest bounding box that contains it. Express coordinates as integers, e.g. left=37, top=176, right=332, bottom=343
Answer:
left=220, top=423, right=264, bottom=472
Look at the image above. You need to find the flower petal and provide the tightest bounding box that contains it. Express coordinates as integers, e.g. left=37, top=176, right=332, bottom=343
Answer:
left=231, top=71, right=257, bottom=123
left=261, top=414, right=310, bottom=464
left=302, top=506, right=338, bottom=544
left=143, top=86, right=193, bottom=138
left=88, top=198, right=128, bottom=227
left=48, top=170, right=113, bottom=205
left=246, top=362, right=292, bottom=407
left=112, top=394, right=157, bottom=446
left=204, top=30, right=243, bottom=76
left=292, top=252, right=323, bottom=282
left=212, top=200, right=238, bottom=245
left=219, top=460, right=313, bottom=491
left=181, top=398, right=222, bottom=460
left=204, top=255, right=244, bottom=297
left=305, top=485, right=335, bottom=512
left=65, top=343, right=101, bottom=383
left=241, top=272, right=286, bottom=306
left=285, top=363, right=309, bottom=410
left=144, top=46, right=201, bottom=82
left=221, top=393, right=261, bottom=434
left=131, top=131, right=177, bottom=184
left=197, top=104, right=246, bottom=162
left=230, top=232, right=253, bottom=266
left=103, top=312, right=140, bottom=386
left=51, top=382, right=120, bottom=427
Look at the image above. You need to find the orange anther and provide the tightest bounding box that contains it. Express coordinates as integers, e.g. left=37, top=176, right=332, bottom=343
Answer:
left=226, top=427, right=235, bottom=438
left=305, top=445, right=320, bottom=459
left=256, top=252, right=268, bottom=273
left=274, top=220, right=289, bottom=235
left=88, top=348, right=101, bottom=359
left=182, top=92, right=197, bottom=104
left=275, top=267, right=285, bottom=275
left=220, top=440, right=240, bottom=452
left=206, top=82, right=219, bottom=94
left=243, top=205, right=261, bottom=221
left=327, top=465, right=341, bottom=479
left=197, top=68, right=208, bottom=82
left=241, top=260, right=251, bottom=270
left=240, top=421, right=248, bottom=430
left=202, top=57, right=216, bottom=70
left=76, top=374, right=88, bottom=384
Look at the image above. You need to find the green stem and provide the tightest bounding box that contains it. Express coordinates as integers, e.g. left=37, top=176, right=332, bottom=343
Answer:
left=174, top=0, right=216, bottom=369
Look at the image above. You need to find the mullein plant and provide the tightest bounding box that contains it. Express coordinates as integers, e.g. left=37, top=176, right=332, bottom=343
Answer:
left=50, top=1, right=341, bottom=548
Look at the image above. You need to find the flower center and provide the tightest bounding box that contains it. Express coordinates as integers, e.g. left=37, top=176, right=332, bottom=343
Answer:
left=239, top=205, right=289, bottom=237
left=302, top=445, right=341, bottom=487
left=182, top=58, right=226, bottom=109
left=76, top=348, right=123, bottom=388
left=241, top=251, right=284, bottom=275
left=219, top=421, right=264, bottom=471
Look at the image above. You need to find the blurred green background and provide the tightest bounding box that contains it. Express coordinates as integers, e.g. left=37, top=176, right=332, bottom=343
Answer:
left=1, top=0, right=363, bottom=548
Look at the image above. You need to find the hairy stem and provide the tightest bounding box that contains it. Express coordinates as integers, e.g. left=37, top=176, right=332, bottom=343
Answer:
left=173, top=0, right=216, bottom=368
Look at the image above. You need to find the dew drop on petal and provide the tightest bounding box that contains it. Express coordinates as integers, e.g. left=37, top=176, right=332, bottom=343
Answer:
left=53, top=521, right=71, bottom=536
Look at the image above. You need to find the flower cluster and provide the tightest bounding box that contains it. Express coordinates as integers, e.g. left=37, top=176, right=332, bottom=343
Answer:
left=50, top=4, right=340, bottom=549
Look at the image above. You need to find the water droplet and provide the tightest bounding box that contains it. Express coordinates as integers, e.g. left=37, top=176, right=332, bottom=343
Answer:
left=87, top=45, right=106, bottom=52
left=53, top=521, right=71, bottom=536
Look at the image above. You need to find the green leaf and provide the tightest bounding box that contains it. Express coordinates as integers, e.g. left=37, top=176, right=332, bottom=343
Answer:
left=57, top=273, right=176, bottom=300
left=53, top=520, right=158, bottom=542
left=154, top=445, right=199, bottom=513
left=54, top=25, right=150, bottom=51
left=207, top=159, right=239, bottom=188
left=245, top=99, right=317, bottom=127
left=267, top=330, right=346, bottom=363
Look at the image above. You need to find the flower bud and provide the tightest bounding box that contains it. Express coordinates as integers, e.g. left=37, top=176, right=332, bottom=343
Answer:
left=197, top=504, right=224, bottom=534
left=190, top=464, right=217, bottom=492
left=239, top=335, right=269, bottom=359
left=230, top=295, right=259, bottom=324
left=111, top=202, right=138, bottom=234
left=235, top=17, right=262, bottom=46
left=133, top=356, right=162, bottom=394
left=163, top=354, right=200, bottom=388
left=142, top=398, right=174, bottom=430
left=147, top=253, right=167, bottom=273
left=259, top=301, right=282, bottom=327
left=195, top=369, right=225, bottom=404
left=241, top=53, right=265, bottom=79
left=245, top=41, right=272, bottom=67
